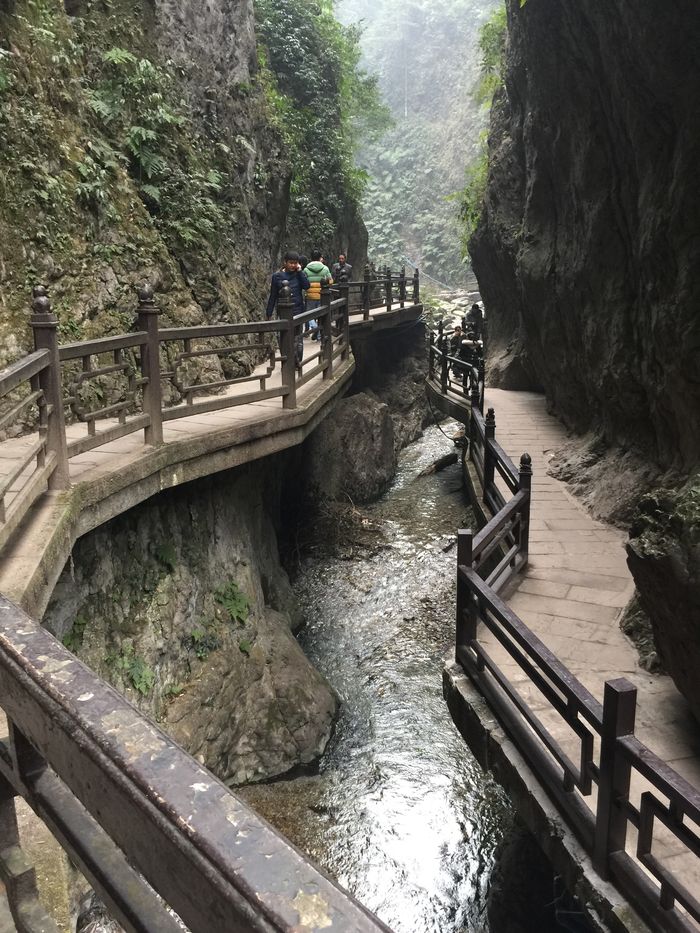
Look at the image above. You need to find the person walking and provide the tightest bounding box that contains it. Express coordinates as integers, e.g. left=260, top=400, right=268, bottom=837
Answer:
left=304, top=250, right=333, bottom=340
left=266, top=251, right=310, bottom=372
left=332, top=253, right=352, bottom=282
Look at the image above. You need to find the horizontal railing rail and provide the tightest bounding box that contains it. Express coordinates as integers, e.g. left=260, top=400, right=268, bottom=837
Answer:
left=334, top=265, right=420, bottom=320
left=0, top=280, right=363, bottom=544
left=427, top=320, right=484, bottom=412
left=0, top=594, right=390, bottom=933
left=452, top=366, right=700, bottom=931
left=0, top=343, right=60, bottom=551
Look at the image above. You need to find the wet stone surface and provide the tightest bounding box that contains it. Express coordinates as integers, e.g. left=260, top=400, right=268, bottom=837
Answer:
left=241, top=424, right=512, bottom=932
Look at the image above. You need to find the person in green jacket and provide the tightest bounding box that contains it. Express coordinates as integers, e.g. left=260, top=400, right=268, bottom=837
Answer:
left=303, top=250, right=333, bottom=340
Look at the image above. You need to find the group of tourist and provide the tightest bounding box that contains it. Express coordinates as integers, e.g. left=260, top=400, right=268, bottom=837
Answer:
left=265, top=249, right=353, bottom=372
left=448, top=303, right=485, bottom=378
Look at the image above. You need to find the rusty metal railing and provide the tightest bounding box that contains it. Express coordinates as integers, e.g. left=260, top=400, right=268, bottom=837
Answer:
left=0, top=593, right=391, bottom=932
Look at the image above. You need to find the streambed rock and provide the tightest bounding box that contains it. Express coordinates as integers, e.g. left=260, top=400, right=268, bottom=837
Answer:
left=304, top=392, right=397, bottom=503
left=44, top=458, right=337, bottom=785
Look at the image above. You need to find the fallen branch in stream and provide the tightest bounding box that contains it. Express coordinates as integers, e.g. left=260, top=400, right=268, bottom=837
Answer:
left=415, top=451, right=459, bottom=478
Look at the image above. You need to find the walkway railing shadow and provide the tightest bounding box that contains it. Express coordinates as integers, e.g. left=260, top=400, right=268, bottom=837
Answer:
left=425, top=324, right=700, bottom=933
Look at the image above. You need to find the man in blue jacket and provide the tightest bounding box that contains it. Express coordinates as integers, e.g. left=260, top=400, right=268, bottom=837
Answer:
left=266, top=251, right=310, bottom=319
left=266, top=251, right=310, bottom=371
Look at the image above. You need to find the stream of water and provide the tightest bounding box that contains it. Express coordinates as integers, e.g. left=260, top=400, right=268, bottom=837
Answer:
left=241, top=424, right=513, bottom=932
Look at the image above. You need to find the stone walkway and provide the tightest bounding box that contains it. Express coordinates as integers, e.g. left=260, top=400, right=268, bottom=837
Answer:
left=483, top=388, right=700, bottom=915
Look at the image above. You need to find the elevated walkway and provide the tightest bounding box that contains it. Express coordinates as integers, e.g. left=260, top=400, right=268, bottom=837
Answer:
left=425, top=332, right=700, bottom=933
left=0, top=282, right=422, bottom=932
left=450, top=389, right=700, bottom=930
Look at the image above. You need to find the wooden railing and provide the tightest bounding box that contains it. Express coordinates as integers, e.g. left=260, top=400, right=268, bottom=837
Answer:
left=455, top=387, right=700, bottom=932
left=338, top=265, right=420, bottom=320
left=0, top=349, right=60, bottom=551
left=0, top=593, right=389, bottom=933
left=0, top=282, right=352, bottom=549
left=428, top=319, right=485, bottom=412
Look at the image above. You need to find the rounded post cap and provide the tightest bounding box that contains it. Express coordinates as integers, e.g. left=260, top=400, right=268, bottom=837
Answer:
left=137, top=283, right=155, bottom=303
left=486, top=406, right=496, bottom=423
left=520, top=452, right=533, bottom=473
left=31, top=285, right=52, bottom=316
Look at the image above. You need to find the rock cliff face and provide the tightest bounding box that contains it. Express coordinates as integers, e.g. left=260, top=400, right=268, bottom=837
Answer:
left=44, top=457, right=338, bottom=786
left=0, top=0, right=366, bottom=363
left=471, top=0, right=700, bottom=718
left=0, top=0, right=288, bottom=361
left=627, top=475, right=700, bottom=722
left=472, top=0, right=700, bottom=471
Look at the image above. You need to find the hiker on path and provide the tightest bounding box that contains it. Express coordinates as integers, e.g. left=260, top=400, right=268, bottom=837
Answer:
left=304, top=250, right=333, bottom=340
left=266, top=251, right=310, bottom=371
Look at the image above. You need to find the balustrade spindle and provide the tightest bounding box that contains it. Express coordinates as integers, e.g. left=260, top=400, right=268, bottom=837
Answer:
left=277, top=281, right=297, bottom=408
left=339, top=281, right=351, bottom=360
left=593, top=679, right=637, bottom=879
left=137, top=285, right=163, bottom=445
left=518, top=453, right=532, bottom=562
left=441, top=345, right=449, bottom=394
left=428, top=332, right=435, bottom=380
left=320, top=282, right=333, bottom=380
left=456, top=529, right=477, bottom=653
left=385, top=266, right=393, bottom=313
left=30, top=286, right=69, bottom=489
left=399, top=265, right=406, bottom=308
left=363, top=264, right=371, bottom=320
left=484, top=407, right=496, bottom=498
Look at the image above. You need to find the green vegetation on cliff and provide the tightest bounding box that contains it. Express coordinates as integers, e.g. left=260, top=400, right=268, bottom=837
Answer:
left=458, top=3, right=507, bottom=256
left=255, top=0, right=389, bottom=251
left=336, top=0, right=500, bottom=286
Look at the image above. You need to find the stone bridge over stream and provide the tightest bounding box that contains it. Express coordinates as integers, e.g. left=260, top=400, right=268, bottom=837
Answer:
left=0, top=279, right=698, bottom=933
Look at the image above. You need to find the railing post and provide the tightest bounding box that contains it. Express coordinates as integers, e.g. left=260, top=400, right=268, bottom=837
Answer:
left=412, top=267, right=419, bottom=304
left=320, top=282, right=333, bottom=380
left=518, top=452, right=532, bottom=565
left=428, top=331, right=435, bottom=380
left=137, top=285, right=163, bottom=446
left=456, top=529, right=478, bottom=657
left=277, top=282, right=297, bottom=408
left=484, top=407, right=496, bottom=499
left=399, top=265, right=406, bottom=308
left=363, top=264, right=371, bottom=320
left=478, top=359, right=485, bottom=411
left=30, top=286, right=69, bottom=489
left=593, top=679, right=637, bottom=879
left=385, top=266, right=392, bottom=312
left=339, top=281, right=351, bottom=360
left=437, top=321, right=448, bottom=393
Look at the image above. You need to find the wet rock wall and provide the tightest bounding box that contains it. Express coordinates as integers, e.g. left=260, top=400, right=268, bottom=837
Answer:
left=471, top=0, right=700, bottom=471
left=44, top=454, right=337, bottom=786
left=471, top=0, right=700, bottom=719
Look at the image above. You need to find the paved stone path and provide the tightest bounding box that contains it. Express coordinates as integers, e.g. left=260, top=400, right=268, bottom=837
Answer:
left=483, top=388, right=700, bottom=913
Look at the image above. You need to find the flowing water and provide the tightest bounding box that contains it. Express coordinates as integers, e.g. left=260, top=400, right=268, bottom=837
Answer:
left=241, top=423, right=513, bottom=933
